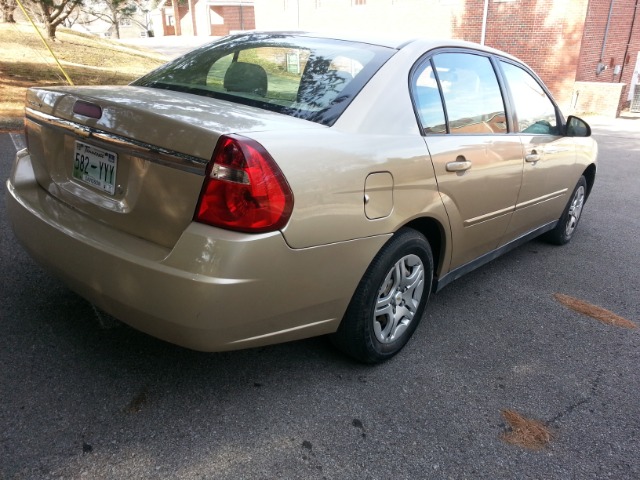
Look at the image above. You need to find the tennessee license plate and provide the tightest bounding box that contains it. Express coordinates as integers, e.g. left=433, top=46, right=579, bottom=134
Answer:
left=72, top=141, right=118, bottom=195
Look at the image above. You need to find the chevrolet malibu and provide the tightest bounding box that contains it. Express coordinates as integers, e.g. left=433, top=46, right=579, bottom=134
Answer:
left=6, top=32, right=597, bottom=363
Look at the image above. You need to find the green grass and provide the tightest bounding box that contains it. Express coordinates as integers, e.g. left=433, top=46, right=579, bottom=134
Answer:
left=0, top=22, right=166, bottom=117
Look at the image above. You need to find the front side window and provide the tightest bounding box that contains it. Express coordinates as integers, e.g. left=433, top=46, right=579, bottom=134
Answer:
left=132, top=34, right=394, bottom=126
left=432, top=52, right=507, bottom=134
left=500, top=61, right=558, bottom=134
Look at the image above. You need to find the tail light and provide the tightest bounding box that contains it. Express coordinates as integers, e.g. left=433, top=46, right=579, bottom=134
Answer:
left=195, top=134, right=294, bottom=233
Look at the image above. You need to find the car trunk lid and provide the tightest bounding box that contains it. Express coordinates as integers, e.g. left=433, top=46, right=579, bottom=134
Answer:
left=24, top=86, right=320, bottom=248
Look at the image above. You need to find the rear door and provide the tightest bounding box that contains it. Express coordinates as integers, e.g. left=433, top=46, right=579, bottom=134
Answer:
left=412, top=51, right=524, bottom=270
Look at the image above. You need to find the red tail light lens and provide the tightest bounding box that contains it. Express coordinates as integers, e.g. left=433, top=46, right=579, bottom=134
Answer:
left=195, top=134, right=294, bottom=233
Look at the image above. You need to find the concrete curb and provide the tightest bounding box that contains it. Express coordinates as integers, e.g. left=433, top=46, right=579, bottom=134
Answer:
left=0, top=117, right=23, bottom=132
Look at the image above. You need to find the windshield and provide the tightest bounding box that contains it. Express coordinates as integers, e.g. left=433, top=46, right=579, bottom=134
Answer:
left=132, top=33, right=396, bottom=126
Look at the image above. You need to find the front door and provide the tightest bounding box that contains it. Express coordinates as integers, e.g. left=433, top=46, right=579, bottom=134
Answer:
left=497, top=60, right=577, bottom=241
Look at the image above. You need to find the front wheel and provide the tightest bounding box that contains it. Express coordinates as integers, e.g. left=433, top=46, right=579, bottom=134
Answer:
left=544, top=176, right=587, bottom=245
left=331, top=228, right=434, bottom=363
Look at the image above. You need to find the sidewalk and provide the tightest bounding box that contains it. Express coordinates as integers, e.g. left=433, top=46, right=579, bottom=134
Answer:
left=585, top=111, right=640, bottom=136
left=117, top=35, right=217, bottom=58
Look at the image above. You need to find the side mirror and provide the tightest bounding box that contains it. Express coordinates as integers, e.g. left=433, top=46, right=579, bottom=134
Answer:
left=566, top=115, right=591, bottom=137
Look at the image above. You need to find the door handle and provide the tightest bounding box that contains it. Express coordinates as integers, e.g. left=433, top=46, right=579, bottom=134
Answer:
left=525, top=151, right=540, bottom=162
left=446, top=160, right=472, bottom=172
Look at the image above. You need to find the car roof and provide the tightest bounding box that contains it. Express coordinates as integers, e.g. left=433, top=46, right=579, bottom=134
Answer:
left=226, top=30, right=521, bottom=61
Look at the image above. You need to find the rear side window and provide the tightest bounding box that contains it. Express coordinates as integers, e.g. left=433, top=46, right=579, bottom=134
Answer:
left=433, top=53, right=507, bottom=134
left=411, top=52, right=508, bottom=135
left=499, top=61, right=559, bottom=135
left=133, top=34, right=394, bottom=126
left=412, top=62, right=447, bottom=133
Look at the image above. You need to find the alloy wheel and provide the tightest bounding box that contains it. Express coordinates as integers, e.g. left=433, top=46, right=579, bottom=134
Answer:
left=565, top=185, right=585, bottom=237
left=373, top=254, right=425, bottom=344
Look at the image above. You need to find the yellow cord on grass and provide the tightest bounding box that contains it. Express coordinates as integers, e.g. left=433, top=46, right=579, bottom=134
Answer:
left=14, top=0, right=74, bottom=86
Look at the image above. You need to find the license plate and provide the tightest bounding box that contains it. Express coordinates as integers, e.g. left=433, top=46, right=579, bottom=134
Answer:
left=73, top=141, right=118, bottom=195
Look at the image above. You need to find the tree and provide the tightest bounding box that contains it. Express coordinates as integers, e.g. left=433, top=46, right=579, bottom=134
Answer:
left=83, top=0, right=149, bottom=39
left=26, top=0, right=84, bottom=38
left=1, top=0, right=17, bottom=23
left=85, top=0, right=134, bottom=39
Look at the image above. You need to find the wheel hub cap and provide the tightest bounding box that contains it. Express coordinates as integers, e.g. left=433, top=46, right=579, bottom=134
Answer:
left=373, top=254, right=425, bottom=344
left=394, top=291, right=403, bottom=305
left=565, top=185, right=585, bottom=237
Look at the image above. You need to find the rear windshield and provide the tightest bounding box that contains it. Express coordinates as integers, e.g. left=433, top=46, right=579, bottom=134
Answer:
left=132, top=34, right=396, bottom=126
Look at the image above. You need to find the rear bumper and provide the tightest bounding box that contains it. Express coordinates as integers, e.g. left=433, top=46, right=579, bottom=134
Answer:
left=6, top=150, right=388, bottom=351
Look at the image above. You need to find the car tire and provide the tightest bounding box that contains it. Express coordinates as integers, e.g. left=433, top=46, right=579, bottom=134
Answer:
left=544, top=175, right=587, bottom=245
left=331, top=228, right=434, bottom=363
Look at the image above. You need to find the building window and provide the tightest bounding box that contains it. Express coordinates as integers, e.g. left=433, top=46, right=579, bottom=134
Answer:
left=120, top=18, right=132, bottom=27
left=352, top=0, right=366, bottom=5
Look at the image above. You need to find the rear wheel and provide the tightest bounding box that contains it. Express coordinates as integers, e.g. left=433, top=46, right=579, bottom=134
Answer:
left=332, top=228, right=434, bottom=363
left=544, top=176, right=587, bottom=245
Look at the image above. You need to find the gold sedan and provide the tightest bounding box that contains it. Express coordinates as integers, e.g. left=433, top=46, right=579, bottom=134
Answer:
left=6, top=33, right=597, bottom=363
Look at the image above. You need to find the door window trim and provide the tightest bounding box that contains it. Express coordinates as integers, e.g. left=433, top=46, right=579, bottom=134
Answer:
left=409, top=47, right=565, bottom=137
left=493, top=57, right=565, bottom=135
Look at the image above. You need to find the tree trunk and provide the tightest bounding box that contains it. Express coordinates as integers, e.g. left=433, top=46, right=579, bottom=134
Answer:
left=36, top=2, right=58, bottom=39
left=36, top=0, right=82, bottom=39
left=1, top=0, right=17, bottom=23
left=47, top=22, right=56, bottom=39
left=1, top=11, right=15, bottom=23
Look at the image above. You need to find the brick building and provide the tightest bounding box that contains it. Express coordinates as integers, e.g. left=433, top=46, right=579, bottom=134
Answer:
left=575, top=0, right=640, bottom=114
left=151, top=0, right=255, bottom=38
left=255, top=0, right=640, bottom=116
left=452, top=0, right=640, bottom=116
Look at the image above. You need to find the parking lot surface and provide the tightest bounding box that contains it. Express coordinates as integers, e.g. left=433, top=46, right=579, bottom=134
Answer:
left=1, top=118, right=638, bottom=479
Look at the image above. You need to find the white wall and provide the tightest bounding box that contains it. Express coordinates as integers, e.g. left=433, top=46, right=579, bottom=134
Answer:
left=254, top=0, right=463, bottom=38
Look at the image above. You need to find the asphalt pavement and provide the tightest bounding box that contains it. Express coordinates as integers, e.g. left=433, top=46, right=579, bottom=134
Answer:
left=1, top=118, right=639, bottom=479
